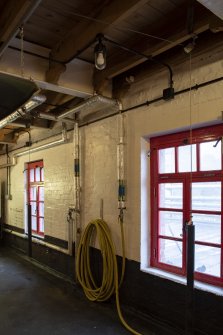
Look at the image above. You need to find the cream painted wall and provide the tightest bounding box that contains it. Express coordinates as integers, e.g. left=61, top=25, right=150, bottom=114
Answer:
left=0, top=138, right=73, bottom=242
left=0, top=45, right=223, bottom=264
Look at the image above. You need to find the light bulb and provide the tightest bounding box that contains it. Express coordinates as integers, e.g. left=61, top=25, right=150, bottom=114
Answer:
left=96, top=52, right=105, bottom=66
left=94, top=38, right=106, bottom=70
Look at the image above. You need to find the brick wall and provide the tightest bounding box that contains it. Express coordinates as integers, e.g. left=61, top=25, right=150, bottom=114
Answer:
left=0, top=45, right=222, bottom=264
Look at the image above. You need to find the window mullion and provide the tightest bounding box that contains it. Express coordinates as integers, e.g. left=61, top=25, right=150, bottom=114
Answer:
left=221, top=178, right=223, bottom=280
left=197, top=143, right=200, bottom=172
left=175, top=146, right=178, bottom=173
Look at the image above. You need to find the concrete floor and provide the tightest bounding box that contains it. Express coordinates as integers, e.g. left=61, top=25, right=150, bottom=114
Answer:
left=0, top=247, right=178, bottom=335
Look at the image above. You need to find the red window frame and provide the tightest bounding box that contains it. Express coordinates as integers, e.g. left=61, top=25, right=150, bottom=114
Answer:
left=150, top=124, right=223, bottom=287
left=27, top=160, right=44, bottom=236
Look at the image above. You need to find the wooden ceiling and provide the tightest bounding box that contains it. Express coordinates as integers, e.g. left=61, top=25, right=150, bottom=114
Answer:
left=0, top=0, right=222, bottom=147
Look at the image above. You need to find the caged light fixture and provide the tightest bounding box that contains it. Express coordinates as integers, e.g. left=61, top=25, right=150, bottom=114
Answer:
left=94, top=33, right=174, bottom=100
left=183, top=35, right=197, bottom=54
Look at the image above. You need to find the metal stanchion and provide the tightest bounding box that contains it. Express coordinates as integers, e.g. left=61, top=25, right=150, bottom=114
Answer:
left=27, top=204, right=32, bottom=257
left=185, top=222, right=195, bottom=335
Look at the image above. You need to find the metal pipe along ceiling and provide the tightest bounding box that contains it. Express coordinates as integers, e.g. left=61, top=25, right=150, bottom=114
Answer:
left=0, top=94, right=46, bottom=129
left=38, top=112, right=76, bottom=124
left=57, top=94, right=119, bottom=119
left=15, top=127, right=67, bottom=158
left=0, top=126, right=67, bottom=167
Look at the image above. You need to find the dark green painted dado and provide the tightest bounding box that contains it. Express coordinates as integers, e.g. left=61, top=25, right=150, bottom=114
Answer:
left=3, top=232, right=223, bottom=335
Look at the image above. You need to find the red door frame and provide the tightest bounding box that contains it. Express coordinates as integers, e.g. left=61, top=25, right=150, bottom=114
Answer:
left=27, top=160, right=44, bottom=236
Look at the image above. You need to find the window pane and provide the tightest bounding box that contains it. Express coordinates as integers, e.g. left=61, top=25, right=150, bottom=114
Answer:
left=159, top=148, right=175, bottom=173
left=30, top=169, right=34, bottom=182
left=39, top=187, right=44, bottom=201
left=36, top=167, right=40, bottom=182
left=30, top=202, right=36, bottom=216
left=159, top=211, right=183, bottom=238
left=178, top=144, right=196, bottom=172
left=159, top=238, right=182, bottom=268
left=41, top=168, right=44, bottom=181
left=39, top=218, right=44, bottom=233
left=193, top=213, right=221, bottom=244
left=39, top=203, right=44, bottom=217
left=200, top=140, right=221, bottom=171
left=195, top=245, right=221, bottom=277
left=159, top=183, right=183, bottom=209
left=192, top=182, right=221, bottom=211
left=32, top=216, right=37, bottom=231
left=30, top=187, right=36, bottom=201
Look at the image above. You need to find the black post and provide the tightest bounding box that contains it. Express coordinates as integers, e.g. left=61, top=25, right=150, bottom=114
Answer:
left=186, top=223, right=195, bottom=335
left=27, top=204, right=32, bottom=257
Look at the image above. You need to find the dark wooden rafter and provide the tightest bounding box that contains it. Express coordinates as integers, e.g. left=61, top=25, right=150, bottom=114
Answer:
left=113, top=29, right=223, bottom=99
left=11, top=118, right=50, bottom=129
left=0, top=118, right=49, bottom=146
left=93, top=1, right=218, bottom=92
left=45, top=0, right=148, bottom=84
left=0, top=130, right=18, bottom=144
left=0, top=0, right=41, bottom=56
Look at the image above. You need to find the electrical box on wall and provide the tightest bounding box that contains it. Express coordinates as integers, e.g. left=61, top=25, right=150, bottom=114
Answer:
left=163, top=87, right=175, bottom=101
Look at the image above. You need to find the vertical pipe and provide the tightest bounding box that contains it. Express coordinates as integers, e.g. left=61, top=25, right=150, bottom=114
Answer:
left=117, top=110, right=126, bottom=210
left=6, top=145, right=11, bottom=199
left=67, top=208, right=73, bottom=256
left=186, top=223, right=195, bottom=335
left=73, top=122, right=81, bottom=277
left=27, top=204, right=32, bottom=257
left=100, top=199, right=104, bottom=220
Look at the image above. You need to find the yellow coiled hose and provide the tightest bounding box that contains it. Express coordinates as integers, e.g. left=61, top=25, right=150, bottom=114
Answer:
left=76, top=218, right=142, bottom=335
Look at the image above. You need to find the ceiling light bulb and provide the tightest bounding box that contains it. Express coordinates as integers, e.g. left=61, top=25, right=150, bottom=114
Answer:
left=184, top=41, right=195, bottom=54
left=94, top=36, right=106, bottom=70
left=96, top=52, right=105, bottom=66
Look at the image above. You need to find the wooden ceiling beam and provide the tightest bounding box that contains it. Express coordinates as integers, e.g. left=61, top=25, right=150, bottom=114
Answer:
left=11, top=118, right=49, bottom=129
left=93, top=2, right=217, bottom=92
left=0, top=0, right=42, bottom=57
left=0, top=132, right=17, bottom=144
left=46, top=0, right=148, bottom=84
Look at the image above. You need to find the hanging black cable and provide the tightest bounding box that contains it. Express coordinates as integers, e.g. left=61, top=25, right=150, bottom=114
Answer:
left=101, top=34, right=173, bottom=89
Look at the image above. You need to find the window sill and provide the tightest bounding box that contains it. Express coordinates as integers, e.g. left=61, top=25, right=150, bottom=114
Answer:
left=141, top=266, right=223, bottom=296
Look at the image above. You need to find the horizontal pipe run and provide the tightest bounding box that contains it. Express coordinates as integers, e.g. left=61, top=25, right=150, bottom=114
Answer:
left=38, top=112, right=76, bottom=124
left=4, top=75, right=223, bottom=156
left=3, top=129, right=70, bottom=156
left=4, top=229, right=70, bottom=255
left=124, top=76, right=223, bottom=113
left=57, top=94, right=118, bottom=120
left=79, top=75, right=223, bottom=127
left=0, top=156, right=17, bottom=169
left=0, top=94, right=46, bottom=129
left=15, top=138, right=66, bottom=157
left=0, top=129, right=67, bottom=168
left=15, top=128, right=67, bottom=157
left=8, top=46, right=94, bottom=65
